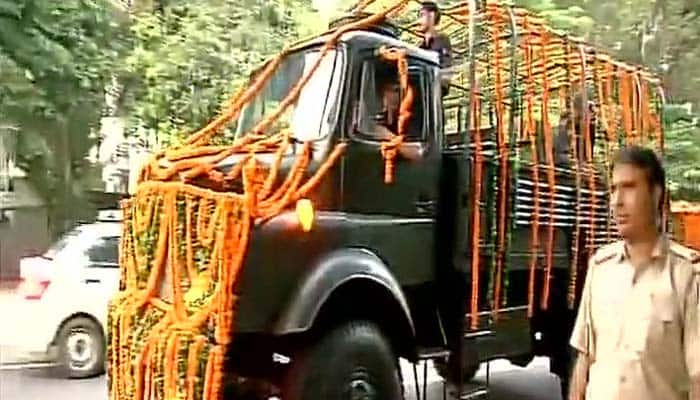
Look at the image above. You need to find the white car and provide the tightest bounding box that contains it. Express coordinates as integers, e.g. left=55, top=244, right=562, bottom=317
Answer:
left=1, top=212, right=121, bottom=378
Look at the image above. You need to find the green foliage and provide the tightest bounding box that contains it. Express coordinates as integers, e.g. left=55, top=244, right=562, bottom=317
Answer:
left=514, top=0, right=594, bottom=32
left=662, top=104, right=700, bottom=200
left=120, top=0, right=321, bottom=147
left=552, top=0, right=700, bottom=200
left=0, top=0, right=128, bottom=234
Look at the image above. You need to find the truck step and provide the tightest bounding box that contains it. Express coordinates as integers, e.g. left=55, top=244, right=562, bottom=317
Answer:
left=416, top=346, right=450, bottom=361
left=463, top=330, right=494, bottom=339
left=459, top=384, right=488, bottom=400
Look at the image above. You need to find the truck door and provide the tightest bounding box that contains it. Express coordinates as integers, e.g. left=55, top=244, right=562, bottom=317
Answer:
left=341, top=51, right=440, bottom=287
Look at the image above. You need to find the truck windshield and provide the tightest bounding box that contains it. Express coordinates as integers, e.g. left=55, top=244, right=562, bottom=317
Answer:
left=235, top=47, right=343, bottom=142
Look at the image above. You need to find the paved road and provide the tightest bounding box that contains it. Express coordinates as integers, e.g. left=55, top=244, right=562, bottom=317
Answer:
left=0, top=357, right=563, bottom=400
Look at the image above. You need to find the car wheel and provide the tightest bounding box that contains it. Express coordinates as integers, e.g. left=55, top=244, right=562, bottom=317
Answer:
left=282, top=320, right=402, bottom=400
left=56, top=316, right=105, bottom=378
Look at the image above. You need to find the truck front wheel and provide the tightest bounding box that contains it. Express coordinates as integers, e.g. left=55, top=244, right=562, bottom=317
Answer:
left=282, top=320, right=402, bottom=400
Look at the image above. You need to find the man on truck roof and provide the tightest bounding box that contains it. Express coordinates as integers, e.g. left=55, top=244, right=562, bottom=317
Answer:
left=568, top=146, right=700, bottom=400
left=417, top=1, right=452, bottom=70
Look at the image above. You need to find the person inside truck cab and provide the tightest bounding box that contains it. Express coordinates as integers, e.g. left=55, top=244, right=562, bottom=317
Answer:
left=367, top=77, right=421, bottom=160
left=372, top=80, right=400, bottom=139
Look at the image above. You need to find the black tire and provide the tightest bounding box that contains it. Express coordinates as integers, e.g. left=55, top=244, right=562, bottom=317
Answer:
left=282, top=321, right=402, bottom=400
left=558, top=375, right=570, bottom=400
left=56, top=316, right=105, bottom=378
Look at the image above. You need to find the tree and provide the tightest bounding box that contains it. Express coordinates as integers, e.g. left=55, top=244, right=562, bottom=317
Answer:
left=119, top=0, right=322, bottom=147
left=0, top=0, right=128, bottom=235
left=662, top=104, right=700, bottom=200
left=515, top=0, right=594, bottom=32
left=561, top=0, right=700, bottom=108
left=557, top=0, right=700, bottom=200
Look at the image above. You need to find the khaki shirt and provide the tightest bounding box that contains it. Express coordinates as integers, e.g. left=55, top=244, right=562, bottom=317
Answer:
left=570, top=237, right=700, bottom=400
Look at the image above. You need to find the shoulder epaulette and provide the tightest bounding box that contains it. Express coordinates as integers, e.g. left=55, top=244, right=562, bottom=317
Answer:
left=592, top=241, right=623, bottom=265
left=669, top=241, right=700, bottom=262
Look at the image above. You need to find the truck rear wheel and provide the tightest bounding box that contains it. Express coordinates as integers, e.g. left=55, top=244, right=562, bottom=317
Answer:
left=282, top=320, right=402, bottom=400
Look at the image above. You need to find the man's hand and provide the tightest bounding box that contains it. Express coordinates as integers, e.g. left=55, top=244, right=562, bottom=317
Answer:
left=568, top=352, right=589, bottom=400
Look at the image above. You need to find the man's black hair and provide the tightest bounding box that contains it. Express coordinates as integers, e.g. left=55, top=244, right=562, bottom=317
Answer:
left=419, top=1, right=441, bottom=24
left=612, top=145, right=665, bottom=191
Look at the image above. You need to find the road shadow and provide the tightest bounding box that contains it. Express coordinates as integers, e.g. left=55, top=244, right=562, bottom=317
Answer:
left=415, top=373, right=562, bottom=400
left=0, top=364, right=99, bottom=380
left=404, top=357, right=563, bottom=400
left=0, top=368, right=107, bottom=400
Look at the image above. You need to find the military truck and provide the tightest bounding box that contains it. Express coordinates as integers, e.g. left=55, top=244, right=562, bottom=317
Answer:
left=107, top=2, right=666, bottom=400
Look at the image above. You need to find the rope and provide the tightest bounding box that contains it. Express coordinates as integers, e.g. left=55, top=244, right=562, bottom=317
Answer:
left=523, top=16, right=540, bottom=318
left=470, top=92, right=484, bottom=329
left=540, top=33, right=556, bottom=311
left=492, top=10, right=508, bottom=316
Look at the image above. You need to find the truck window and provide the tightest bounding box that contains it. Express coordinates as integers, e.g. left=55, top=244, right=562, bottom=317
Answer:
left=235, top=48, right=344, bottom=142
left=442, top=84, right=469, bottom=147
left=356, top=59, right=426, bottom=142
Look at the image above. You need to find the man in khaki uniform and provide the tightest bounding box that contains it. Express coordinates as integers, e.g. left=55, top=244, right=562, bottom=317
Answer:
left=568, top=146, right=700, bottom=400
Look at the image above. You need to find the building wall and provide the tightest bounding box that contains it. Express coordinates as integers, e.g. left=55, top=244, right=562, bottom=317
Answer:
left=0, top=174, right=50, bottom=280
left=0, top=207, right=50, bottom=280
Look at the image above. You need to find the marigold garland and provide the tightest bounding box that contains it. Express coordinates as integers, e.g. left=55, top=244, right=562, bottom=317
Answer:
left=491, top=11, right=508, bottom=317
left=522, top=16, right=540, bottom=318
left=539, top=33, right=557, bottom=310
left=469, top=91, right=483, bottom=329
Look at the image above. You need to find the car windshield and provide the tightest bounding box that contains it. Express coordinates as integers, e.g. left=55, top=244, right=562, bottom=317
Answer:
left=234, top=47, right=343, bottom=142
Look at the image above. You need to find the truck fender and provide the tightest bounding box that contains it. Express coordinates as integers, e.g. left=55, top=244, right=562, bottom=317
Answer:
left=273, top=247, right=415, bottom=338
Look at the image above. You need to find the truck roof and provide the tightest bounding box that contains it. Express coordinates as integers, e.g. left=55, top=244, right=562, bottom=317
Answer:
left=293, top=29, right=441, bottom=66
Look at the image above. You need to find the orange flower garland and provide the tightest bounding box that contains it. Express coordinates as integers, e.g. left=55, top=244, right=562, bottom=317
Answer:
left=377, top=46, right=413, bottom=184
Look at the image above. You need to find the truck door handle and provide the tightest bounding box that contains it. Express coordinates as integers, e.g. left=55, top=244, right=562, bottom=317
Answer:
left=84, top=279, right=101, bottom=284
left=415, top=199, right=437, bottom=214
